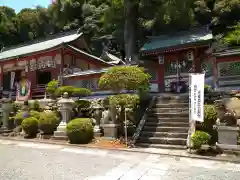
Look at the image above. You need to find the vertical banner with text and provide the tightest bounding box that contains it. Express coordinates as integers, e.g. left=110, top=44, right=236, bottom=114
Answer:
left=190, top=73, right=205, bottom=122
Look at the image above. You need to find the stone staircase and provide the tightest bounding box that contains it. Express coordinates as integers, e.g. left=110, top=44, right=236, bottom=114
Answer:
left=136, top=94, right=189, bottom=150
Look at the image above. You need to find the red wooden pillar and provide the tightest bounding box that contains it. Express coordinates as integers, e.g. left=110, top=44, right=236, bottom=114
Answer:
left=157, top=63, right=165, bottom=92
left=194, top=48, right=201, bottom=73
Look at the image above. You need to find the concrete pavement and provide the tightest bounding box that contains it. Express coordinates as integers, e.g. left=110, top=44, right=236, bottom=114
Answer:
left=0, top=140, right=239, bottom=180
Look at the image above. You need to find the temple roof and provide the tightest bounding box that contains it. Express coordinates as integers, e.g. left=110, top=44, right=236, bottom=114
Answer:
left=140, top=28, right=213, bottom=53
left=66, top=45, right=113, bottom=66
left=0, top=32, right=83, bottom=61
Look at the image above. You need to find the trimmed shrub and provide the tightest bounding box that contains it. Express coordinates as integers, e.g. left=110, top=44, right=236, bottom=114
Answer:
left=98, top=66, right=151, bottom=92
left=191, top=131, right=211, bottom=149
left=197, top=105, right=218, bottom=145
left=38, top=111, right=59, bottom=134
left=66, top=118, right=94, bottom=144
left=46, top=80, right=59, bottom=95
left=54, top=86, right=75, bottom=97
left=14, top=111, right=30, bottom=126
left=30, top=110, right=41, bottom=120
left=21, top=117, right=38, bottom=137
left=72, top=88, right=91, bottom=97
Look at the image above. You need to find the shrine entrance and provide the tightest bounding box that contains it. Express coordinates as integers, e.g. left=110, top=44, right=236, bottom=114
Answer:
left=164, top=57, right=193, bottom=93
left=37, top=71, right=52, bottom=85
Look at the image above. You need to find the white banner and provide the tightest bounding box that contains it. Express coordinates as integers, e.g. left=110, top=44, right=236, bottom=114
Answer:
left=189, top=73, right=205, bottom=122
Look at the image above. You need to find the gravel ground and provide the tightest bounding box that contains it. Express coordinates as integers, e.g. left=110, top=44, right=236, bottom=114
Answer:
left=0, top=140, right=239, bottom=180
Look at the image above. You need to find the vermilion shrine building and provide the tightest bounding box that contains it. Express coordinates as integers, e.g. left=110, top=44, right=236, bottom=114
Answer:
left=0, top=28, right=239, bottom=98
left=139, top=27, right=213, bottom=92
left=0, top=31, right=122, bottom=98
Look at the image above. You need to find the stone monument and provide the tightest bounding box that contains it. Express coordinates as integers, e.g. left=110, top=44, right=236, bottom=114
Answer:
left=53, top=92, right=75, bottom=140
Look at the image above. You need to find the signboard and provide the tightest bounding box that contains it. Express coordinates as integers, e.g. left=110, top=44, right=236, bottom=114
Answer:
left=189, top=73, right=205, bottom=122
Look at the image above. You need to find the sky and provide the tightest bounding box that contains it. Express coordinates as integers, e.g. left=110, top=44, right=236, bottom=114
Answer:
left=0, top=0, right=52, bottom=13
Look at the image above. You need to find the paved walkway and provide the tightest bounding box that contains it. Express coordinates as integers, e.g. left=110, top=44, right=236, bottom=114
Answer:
left=0, top=139, right=239, bottom=179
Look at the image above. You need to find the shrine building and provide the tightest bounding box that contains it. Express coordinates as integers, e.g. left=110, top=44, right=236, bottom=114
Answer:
left=0, top=31, right=122, bottom=98
left=212, top=47, right=240, bottom=91
left=139, top=27, right=213, bottom=92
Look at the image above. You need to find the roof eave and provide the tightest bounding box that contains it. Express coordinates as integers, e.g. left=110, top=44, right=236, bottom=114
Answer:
left=140, top=39, right=212, bottom=54
left=66, top=45, right=113, bottom=66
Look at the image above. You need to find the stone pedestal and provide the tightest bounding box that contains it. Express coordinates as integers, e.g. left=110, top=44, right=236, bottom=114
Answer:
left=53, top=92, right=74, bottom=140
left=102, top=124, right=120, bottom=139
left=0, top=98, right=13, bottom=132
left=217, top=125, right=239, bottom=145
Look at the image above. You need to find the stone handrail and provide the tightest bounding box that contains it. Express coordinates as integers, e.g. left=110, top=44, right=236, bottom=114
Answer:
left=129, top=96, right=157, bottom=147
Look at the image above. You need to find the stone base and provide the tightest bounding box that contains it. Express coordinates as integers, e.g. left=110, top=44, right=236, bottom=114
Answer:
left=102, top=123, right=120, bottom=140
left=217, top=125, right=239, bottom=145
left=53, top=123, right=68, bottom=140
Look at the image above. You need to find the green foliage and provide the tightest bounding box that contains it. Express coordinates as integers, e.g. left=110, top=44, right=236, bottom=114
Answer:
left=109, top=94, right=139, bottom=108
left=223, top=23, right=240, bottom=45
left=191, top=131, right=211, bottom=149
left=46, top=80, right=59, bottom=95
left=204, top=105, right=218, bottom=124
left=197, top=105, right=218, bottom=145
left=72, top=87, right=91, bottom=97
left=66, top=118, right=94, bottom=144
left=32, top=100, right=40, bottom=111
left=75, top=100, right=91, bottom=109
left=38, top=111, right=59, bottom=134
left=54, top=86, right=74, bottom=97
left=21, top=117, right=38, bottom=137
left=204, top=84, right=212, bottom=94
left=30, top=110, right=41, bottom=120
left=13, top=111, right=30, bottom=126
left=99, top=66, right=151, bottom=92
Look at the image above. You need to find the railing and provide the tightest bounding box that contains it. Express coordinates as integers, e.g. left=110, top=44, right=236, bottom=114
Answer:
left=129, top=96, right=157, bottom=147
left=32, top=84, right=46, bottom=99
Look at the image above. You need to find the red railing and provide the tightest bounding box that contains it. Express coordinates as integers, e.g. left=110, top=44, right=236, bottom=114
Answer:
left=31, top=84, right=46, bottom=99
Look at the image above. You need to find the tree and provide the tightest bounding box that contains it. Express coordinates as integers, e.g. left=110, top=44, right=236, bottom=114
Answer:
left=98, top=65, right=150, bottom=93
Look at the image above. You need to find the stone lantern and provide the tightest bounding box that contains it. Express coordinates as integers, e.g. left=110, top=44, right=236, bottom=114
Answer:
left=38, top=92, right=55, bottom=109
left=0, top=98, right=13, bottom=131
left=53, top=92, right=75, bottom=140
left=92, top=102, right=103, bottom=137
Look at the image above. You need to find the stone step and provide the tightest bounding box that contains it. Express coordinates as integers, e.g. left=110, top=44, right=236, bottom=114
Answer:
left=145, top=121, right=189, bottom=127
left=153, top=103, right=189, bottom=108
left=148, top=112, right=189, bottom=118
left=150, top=108, right=189, bottom=113
left=147, top=117, right=189, bottom=123
left=140, top=131, right=188, bottom=138
left=136, top=143, right=186, bottom=150
left=156, top=99, right=189, bottom=104
left=143, top=126, right=189, bottom=133
left=138, top=137, right=187, bottom=146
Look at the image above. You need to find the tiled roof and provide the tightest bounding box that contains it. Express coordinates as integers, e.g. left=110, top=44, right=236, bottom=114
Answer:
left=66, top=45, right=112, bottom=66
left=0, top=32, right=83, bottom=61
left=140, top=29, right=213, bottom=52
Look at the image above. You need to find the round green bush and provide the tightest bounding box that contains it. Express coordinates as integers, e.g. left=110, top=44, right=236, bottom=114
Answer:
left=14, top=111, right=30, bottom=126
left=66, top=118, right=94, bottom=144
left=38, top=111, right=59, bottom=134
left=30, top=110, right=41, bottom=120
left=204, top=105, right=218, bottom=123
left=21, top=117, right=38, bottom=137
left=191, top=131, right=211, bottom=149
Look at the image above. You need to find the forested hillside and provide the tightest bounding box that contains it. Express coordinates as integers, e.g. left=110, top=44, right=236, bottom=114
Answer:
left=0, top=0, right=240, bottom=57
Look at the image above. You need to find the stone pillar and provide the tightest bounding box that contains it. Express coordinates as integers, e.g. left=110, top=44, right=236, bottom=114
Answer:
left=102, top=105, right=120, bottom=139
left=92, top=104, right=103, bottom=137
left=53, top=92, right=74, bottom=140
left=0, top=98, right=13, bottom=131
